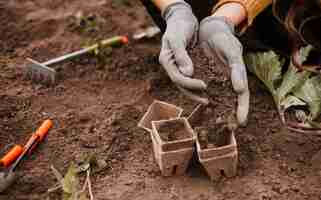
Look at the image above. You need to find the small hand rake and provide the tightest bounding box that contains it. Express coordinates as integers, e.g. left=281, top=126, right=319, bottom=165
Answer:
left=25, top=36, right=128, bottom=85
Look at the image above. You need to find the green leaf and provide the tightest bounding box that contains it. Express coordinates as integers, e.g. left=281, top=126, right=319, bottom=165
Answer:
left=245, top=45, right=321, bottom=123
left=79, top=192, right=89, bottom=200
left=94, top=48, right=99, bottom=56
left=299, top=45, right=313, bottom=64
left=275, top=45, right=314, bottom=105
left=245, top=51, right=283, bottom=94
left=76, top=153, right=108, bottom=173
left=294, top=76, right=321, bottom=119
left=276, top=62, right=310, bottom=103
left=62, top=162, right=80, bottom=194
left=280, top=95, right=306, bottom=111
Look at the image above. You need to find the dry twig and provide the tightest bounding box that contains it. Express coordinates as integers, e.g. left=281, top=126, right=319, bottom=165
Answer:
left=87, top=169, right=94, bottom=200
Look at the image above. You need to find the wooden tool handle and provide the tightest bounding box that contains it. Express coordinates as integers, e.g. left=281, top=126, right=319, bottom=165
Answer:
left=43, top=36, right=129, bottom=66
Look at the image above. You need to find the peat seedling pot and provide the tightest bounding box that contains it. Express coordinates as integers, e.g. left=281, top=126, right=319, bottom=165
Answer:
left=187, top=104, right=207, bottom=128
left=138, top=100, right=183, bottom=133
left=151, top=118, right=196, bottom=176
left=196, top=127, right=238, bottom=181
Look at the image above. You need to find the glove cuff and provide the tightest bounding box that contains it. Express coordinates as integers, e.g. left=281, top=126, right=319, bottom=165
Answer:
left=162, top=1, right=194, bottom=21
left=200, top=16, right=235, bottom=35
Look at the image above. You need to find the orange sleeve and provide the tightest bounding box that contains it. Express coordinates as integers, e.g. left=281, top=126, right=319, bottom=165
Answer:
left=213, top=0, right=272, bottom=33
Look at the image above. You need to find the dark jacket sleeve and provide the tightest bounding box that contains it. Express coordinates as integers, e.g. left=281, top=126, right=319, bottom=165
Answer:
left=139, top=0, right=167, bottom=33
left=139, top=0, right=217, bottom=33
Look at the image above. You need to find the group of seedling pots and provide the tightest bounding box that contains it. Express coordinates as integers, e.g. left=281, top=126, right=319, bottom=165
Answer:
left=138, top=100, right=238, bottom=181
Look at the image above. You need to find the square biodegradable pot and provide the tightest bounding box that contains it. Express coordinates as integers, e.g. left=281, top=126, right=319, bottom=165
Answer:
left=138, top=100, right=183, bottom=133
left=151, top=118, right=196, bottom=176
left=196, top=130, right=238, bottom=181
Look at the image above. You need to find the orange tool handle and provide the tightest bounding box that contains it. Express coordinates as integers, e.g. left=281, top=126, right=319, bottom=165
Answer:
left=95, top=36, right=129, bottom=49
left=0, top=145, right=24, bottom=167
left=34, top=119, right=53, bottom=142
left=120, top=36, right=129, bottom=45
left=25, top=119, right=53, bottom=154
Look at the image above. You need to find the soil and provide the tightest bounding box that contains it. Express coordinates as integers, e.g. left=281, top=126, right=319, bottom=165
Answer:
left=1, top=0, right=321, bottom=200
left=196, top=126, right=230, bottom=149
left=158, top=120, right=190, bottom=142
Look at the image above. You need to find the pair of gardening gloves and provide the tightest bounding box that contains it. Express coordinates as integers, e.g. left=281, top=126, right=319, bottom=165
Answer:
left=159, top=1, right=249, bottom=126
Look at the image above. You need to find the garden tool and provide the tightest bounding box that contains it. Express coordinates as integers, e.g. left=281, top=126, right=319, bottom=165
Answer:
left=133, top=26, right=161, bottom=40
left=25, top=36, right=128, bottom=85
left=0, top=119, right=53, bottom=193
left=0, top=145, right=24, bottom=168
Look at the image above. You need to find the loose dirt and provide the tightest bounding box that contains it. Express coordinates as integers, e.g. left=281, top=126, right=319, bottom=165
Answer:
left=196, top=127, right=230, bottom=149
left=158, top=120, right=189, bottom=142
left=1, top=0, right=321, bottom=200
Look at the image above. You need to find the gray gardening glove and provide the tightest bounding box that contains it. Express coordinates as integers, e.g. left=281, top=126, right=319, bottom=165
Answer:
left=199, top=16, right=250, bottom=126
left=159, top=1, right=207, bottom=91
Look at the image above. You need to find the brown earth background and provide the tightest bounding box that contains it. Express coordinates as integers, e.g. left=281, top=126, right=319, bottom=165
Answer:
left=0, top=0, right=321, bottom=199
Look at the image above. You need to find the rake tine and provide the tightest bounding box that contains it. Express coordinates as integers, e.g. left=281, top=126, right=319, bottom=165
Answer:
left=25, top=36, right=128, bottom=86
left=26, top=58, right=57, bottom=86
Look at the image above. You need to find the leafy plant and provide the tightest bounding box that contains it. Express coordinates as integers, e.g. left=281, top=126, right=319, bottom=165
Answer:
left=244, top=45, right=321, bottom=128
left=294, top=76, right=321, bottom=119
left=49, top=154, right=106, bottom=200
left=245, top=51, right=283, bottom=102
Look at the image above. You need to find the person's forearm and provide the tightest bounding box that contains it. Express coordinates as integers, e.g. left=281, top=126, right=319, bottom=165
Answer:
left=212, top=3, right=246, bottom=26
left=151, top=0, right=182, bottom=13
left=212, top=0, right=272, bottom=30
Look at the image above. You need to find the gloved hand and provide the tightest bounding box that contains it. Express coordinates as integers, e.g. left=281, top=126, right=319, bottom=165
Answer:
left=199, top=16, right=250, bottom=126
left=159, top=1, right=207, bottom=92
